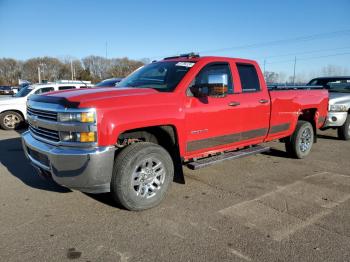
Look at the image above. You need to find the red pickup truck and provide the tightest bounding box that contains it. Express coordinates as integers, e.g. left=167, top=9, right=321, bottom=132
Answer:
left=22, top=54, right=328, bottom=210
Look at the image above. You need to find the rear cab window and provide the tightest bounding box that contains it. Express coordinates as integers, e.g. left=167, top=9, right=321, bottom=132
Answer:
left=237, top=64, right=261, bottom=92
left=58, top=86, right=76, bottom=90
left=35, top=87, right=54, bottom=94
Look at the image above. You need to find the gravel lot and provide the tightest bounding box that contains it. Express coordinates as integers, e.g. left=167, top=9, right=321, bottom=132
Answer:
left=0, top=128, right=350, bottom=262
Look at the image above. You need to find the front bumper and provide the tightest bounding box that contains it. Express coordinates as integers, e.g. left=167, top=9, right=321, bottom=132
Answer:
left=324, top=112, right=348, bottom=127
left=21, top=131, right=115, bottom=193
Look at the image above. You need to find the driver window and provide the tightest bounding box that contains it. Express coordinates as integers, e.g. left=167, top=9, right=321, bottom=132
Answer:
left=188, top=63, right=233, bottom=96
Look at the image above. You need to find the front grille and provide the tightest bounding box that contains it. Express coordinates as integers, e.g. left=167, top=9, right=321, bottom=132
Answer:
left=29, top=125, right=60, bottom=142
left=27, top=107, right=58, bottom=121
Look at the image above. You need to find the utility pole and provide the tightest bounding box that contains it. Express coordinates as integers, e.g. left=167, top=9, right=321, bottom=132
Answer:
left=37, top=66, right=41, bottom=83
left=105, top=41, right=108, bottom=59
left=70, top=60, right=74, bottom=80
left=292, top=56, right=297, bottom=85
left=263, top=59, right=266, bottom=78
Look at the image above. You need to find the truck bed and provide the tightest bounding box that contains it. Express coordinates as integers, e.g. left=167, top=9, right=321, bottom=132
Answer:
left=266, top=88, right=329, bottom=142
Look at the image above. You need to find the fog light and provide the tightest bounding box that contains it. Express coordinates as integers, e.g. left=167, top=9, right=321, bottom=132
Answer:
left=331, top=116, right=337, bottom=122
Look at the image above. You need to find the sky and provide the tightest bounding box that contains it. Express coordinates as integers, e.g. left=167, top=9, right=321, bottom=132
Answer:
left=1, top=0, right=350, bottom=78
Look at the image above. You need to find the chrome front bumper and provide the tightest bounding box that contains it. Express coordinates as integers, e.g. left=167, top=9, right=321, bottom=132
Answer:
left=22, top=131, right=115, bottom=193
left=324, top=112, right=348, bottom=127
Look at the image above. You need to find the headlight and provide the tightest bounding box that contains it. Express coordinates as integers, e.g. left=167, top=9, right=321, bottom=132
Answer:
left=59, top=131, right=96, bottom=143
left=58, top=111, right=95, bottom=123
left=329, top=104, right=348, bottom=112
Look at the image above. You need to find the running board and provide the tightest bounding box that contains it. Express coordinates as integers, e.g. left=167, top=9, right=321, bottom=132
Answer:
left=186, top=145, right=270, bottom=170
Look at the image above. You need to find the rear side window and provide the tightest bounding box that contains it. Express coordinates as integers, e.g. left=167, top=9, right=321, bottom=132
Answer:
left=35, top=87, right=54, bottom=94
left=59, top=86, right=76, bottom=90
left=237, top=64, right=260, bottom=92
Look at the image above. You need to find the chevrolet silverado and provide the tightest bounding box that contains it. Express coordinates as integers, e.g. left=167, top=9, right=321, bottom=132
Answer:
left=22, top=54, right=328, bottom=210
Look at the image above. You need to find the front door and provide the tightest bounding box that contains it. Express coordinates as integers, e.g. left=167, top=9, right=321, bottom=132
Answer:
left=184, top=62, right=244, bottom=156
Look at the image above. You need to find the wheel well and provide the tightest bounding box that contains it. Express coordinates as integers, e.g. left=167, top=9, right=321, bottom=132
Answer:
left=298, top=108, right=317, bottom=142
left=116, top=125, right=185, bottom=183
left=117, top=125, right=179, bottom=154
left=0, top=110, right=25, bottom=120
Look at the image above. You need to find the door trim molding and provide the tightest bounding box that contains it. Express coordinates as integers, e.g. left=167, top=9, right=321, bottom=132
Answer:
left=186, top=123, right=290, bottom=152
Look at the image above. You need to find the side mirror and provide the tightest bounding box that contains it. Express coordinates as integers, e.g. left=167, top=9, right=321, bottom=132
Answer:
left=190, top=85, right=209, bottom=97
left=207, top=73, right=228, bottom=98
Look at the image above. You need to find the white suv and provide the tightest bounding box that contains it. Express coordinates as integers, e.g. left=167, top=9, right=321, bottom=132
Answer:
left=0, top=81, right=92, bottom=130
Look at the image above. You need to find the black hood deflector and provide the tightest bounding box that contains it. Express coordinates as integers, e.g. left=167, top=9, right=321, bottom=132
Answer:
left=29, top=95, right=80, bottom=108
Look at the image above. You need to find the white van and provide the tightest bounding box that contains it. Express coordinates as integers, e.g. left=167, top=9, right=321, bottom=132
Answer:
left=0, top=81, right=92, bottom=130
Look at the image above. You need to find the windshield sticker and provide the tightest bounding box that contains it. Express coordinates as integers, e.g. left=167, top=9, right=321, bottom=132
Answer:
left=176, top=62, right=195, bottom=68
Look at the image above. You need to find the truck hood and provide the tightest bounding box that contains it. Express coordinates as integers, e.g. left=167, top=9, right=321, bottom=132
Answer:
left=0, top=96, right=26, bottom=106
left=44, top=87, right=162, bottom=107
left=329, top=92, right=350, bottom=106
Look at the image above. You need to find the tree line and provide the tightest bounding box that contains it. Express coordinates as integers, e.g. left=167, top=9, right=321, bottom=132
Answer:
left=0, top=56, right=146, bottom=85
left=264, top=64, right=349, bottom=85
left=0, top=55, right=348, bottom=86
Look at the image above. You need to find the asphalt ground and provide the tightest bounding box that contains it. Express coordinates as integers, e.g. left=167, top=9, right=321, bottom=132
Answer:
left=0, top=128, right=349, bottom=262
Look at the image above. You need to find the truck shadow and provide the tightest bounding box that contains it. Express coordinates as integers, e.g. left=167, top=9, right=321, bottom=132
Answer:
left=317, top=134, right=340, bottom=140
left=261, top=148, right=290, bottom=158
left=0, top=135, right=71, bottom=193
left=83, top=193, right=127, bottom=210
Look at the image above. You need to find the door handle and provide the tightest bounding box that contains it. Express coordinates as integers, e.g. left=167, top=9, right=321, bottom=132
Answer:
left=259, top=99, right=269, bottom=104
left=228, top=101, right=240, bottom=107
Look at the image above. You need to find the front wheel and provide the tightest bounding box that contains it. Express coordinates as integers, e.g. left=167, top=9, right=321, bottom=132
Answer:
left=0, top=111, right=24, bottom=130
left=285, top=120, right=314, bottom=159
left=337, top=115, right=350, bottom=141
left=111, top=142, right=174, bottom=211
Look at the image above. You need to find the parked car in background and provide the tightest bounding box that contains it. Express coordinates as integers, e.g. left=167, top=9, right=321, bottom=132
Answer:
left=95, top=78, right=123, bottom=87
left=0, top=81, right=92, bottom=130
left=0, top=86, right=14, bottom=95
left=22, top=54, right=328, bottom=211
left=308, top=76, right=350, bottom=140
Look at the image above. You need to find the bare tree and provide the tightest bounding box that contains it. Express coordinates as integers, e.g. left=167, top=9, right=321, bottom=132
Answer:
left=264, top=71, right=280, bottom=84
left=0, top=55, right=145, bottom=84
left=0, top=58, right=22, bottom=85
left=321, top=65, right=348, bottom=76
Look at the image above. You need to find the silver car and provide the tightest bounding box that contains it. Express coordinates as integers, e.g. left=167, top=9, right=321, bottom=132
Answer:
left=308, top=77, right=350, bottom=140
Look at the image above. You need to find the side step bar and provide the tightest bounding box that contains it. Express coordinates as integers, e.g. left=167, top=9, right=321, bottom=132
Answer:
left=186, top=145, right=270, bottom=170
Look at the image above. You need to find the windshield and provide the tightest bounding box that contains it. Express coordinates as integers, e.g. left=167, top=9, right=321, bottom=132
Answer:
left=117, top=61, right=196, bottom=92
left=13, top=85, right=34, bottom=97
left=308, top=78, right=350, bottom=93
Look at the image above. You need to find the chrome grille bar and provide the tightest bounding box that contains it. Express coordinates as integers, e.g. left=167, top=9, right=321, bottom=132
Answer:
left=27, top=107, right=57, bottom=121
left=29, top=125, right=60, bottom=142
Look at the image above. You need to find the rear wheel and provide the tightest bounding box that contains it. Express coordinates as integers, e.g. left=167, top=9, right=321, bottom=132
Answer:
left=111, top=142, right=174, bottom=211
left=0, top=111, right=23, bottom=130
left=285, top=120, right=314, bottom=159
left=337, top=115, right=350, bottom=140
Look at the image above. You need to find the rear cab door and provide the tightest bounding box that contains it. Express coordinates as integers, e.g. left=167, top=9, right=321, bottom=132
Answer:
left=228, top=61, right=271, bottom=145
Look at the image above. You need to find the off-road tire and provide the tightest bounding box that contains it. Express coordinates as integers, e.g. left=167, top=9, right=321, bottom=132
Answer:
left=285, top=120, right=314, bottom=159
left=111, top=142, right=174, bottom=211
left=0, top=111, right=24, bottom=130
left=337, top=115, right=350, bottom=140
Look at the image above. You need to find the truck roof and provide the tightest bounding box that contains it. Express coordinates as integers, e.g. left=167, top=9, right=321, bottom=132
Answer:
left=158, top=52, right=257, bottom=64
left=160, top=55, right=257, bottom=65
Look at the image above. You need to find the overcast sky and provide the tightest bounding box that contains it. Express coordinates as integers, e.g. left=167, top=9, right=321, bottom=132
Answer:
left=1, top=0, right=350, bottom=77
